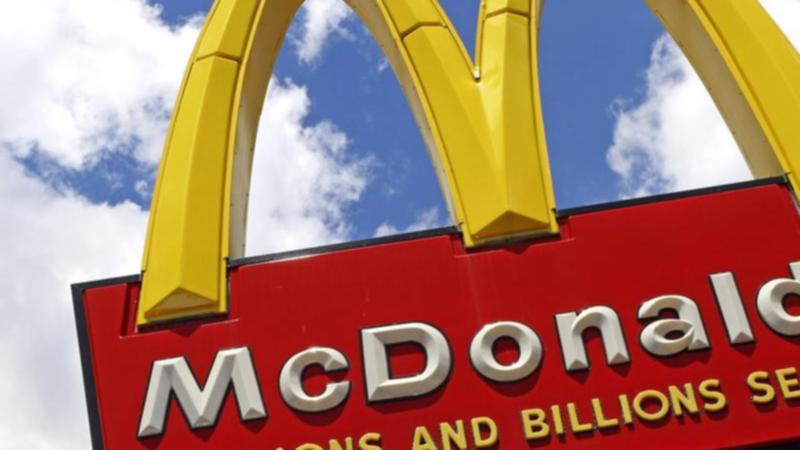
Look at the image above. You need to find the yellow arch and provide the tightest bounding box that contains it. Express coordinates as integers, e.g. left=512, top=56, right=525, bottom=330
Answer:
left=647, top=0, right=800, bottom=181
left=138, top=0, right=800, bottom=325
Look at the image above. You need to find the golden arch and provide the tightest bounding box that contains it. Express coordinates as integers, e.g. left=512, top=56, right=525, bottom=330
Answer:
left=138, top=0, right=800, bottom=325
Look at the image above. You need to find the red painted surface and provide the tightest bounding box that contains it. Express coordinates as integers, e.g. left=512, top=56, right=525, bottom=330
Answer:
left=78, top=182, right=800, bottom=449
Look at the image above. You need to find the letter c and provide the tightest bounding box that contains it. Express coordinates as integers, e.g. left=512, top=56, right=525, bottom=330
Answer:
left=279, top=347, right=350, bottom=412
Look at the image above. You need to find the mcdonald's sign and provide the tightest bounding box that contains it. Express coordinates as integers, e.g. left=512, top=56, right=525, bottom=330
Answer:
left=73, top=0, right=800, bottom=448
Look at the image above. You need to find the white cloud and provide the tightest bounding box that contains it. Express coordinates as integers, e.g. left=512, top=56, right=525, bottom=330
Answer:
left=0, top=0, right=370, bottom=448
left=607, top=0, right=800, bottom=198
left=292, top=0, right=353, bottom=65
left=0, top=152, right=148, bottom=450
left=245, top=79, right=372, bottom=255
left=0, top=0, right=201, bottom=168
left=606, top=35, right=751, bottom=197
left=373, top=207, right=447, bottom=238
left=0, top=0, right=363, bottom=169
left=377, top=57, right=391, bottom=73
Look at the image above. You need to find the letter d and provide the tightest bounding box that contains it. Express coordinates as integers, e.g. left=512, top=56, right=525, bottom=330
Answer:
left=361, top=322, right=451, bottom=402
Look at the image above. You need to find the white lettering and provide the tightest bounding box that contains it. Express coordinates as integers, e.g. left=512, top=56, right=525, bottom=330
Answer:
left=279, top=347, right=350, bottom=412
left=638, top=295, right=709, bottom=356
left=361, top=322, right=451, bottom=402
left=555, top=306, right=630, bottom=371
left=138, top=347, right=266, bottom=438
left=470, top=321, right=543, bottom=382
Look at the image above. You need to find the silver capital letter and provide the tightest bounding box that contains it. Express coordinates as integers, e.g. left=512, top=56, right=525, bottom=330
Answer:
left=138, top=347, right=266, bottom=438
left=361, top=322, right=451, bottom=402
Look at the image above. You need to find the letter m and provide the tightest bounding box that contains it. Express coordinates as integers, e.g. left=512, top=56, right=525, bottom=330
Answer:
left=137, top=347, right=266, bottom=438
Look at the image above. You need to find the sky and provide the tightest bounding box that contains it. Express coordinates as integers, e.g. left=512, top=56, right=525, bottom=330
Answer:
left=0, top=0, right=797, bottom=448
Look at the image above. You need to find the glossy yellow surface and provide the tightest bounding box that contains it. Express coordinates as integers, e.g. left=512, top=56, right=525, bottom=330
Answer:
left=139, top=0, right=557, bottom=324
left=137, top=55, right=239, bottom=324
left=139, top=0, right=800, bottom=325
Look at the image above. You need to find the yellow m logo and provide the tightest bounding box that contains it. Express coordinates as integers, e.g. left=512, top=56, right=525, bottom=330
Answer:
left=138, top=0, right=799, bottom=325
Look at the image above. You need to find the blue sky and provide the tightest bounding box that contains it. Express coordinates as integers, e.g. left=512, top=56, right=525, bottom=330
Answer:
left=0, top=1, right=796, bottom=447
left=20, top=0, right=791, bottom=248
left=78, top=0, right=669, bottom=240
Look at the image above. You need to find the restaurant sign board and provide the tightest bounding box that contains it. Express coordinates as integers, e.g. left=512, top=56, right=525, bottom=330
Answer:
left=75, top=179, right=800, bottom=449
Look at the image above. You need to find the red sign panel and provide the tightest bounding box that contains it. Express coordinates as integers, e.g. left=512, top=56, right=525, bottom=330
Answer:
left=75, top=179, right=800, bottom=449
